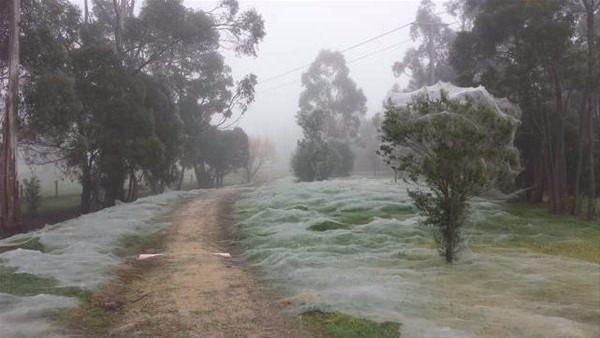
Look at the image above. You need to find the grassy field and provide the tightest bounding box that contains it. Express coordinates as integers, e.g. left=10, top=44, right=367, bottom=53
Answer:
left=472, top=202, right=600, bottom=263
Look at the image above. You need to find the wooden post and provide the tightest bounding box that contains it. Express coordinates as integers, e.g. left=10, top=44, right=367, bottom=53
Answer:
left=1, top=0, right=21, bottom=237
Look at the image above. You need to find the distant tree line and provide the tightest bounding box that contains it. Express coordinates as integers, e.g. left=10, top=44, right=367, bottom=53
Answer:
left=292, top=50, right=367, bottom=181
left=0, top=0, right=265, bottom=232
left=389, top=0, right=598, bottom=219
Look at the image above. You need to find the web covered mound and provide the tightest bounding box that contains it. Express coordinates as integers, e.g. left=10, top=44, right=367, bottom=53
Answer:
left=0, top=189, right=202, bottom=337
left=385, top=81, right=520, bottom=120
left=236, top=178, right=599, bottom=338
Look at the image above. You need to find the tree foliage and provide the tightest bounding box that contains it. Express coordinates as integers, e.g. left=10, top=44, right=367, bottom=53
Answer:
left=448, top=0, right=598, bottom=218
left=293, top=50, right=366, bottom=181
left=393, top=0, right=456, bottom=89
left=8, top=0, right=264, bottom=214
left=298, top=50, right=366, bottom=140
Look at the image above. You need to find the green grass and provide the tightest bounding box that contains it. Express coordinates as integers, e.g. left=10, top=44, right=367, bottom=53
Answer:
left=302, top=310, right=400, bottom=338
left=336, top=206, right=413, bottom=226
left=307, top=205, right=415, bottom=232
left=112, top=230, right=167, bottom=257
left=54, top=230, right=169, bottom=335
left=0, top=265, right=89, bottom=299
left=309, top=220, right=349, bottom=231
left=473, top=202, right=600, bottom=263
left=20, top=193, right=80, bottom=216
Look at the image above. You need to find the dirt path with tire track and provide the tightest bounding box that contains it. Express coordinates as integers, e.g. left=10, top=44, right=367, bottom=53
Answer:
left=108, top=189, right=311, bottom=338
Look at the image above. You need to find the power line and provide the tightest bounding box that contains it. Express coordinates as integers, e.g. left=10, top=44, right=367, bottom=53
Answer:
left=347, top=39, right=411, bottom=64
left=256, top=13, right=455, bottom=86
left=340, top=23, right=413, bottom=53
left=257, top=39, right=412, bottom=95
left=257, top=22, right=415, bottom=86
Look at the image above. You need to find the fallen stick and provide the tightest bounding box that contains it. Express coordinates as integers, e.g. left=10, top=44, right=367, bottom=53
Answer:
left=130, top=293, right=149, bottom=303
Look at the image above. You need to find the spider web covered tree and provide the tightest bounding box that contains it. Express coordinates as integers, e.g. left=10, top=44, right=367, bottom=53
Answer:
left=379, top=82, right=521, bottom=262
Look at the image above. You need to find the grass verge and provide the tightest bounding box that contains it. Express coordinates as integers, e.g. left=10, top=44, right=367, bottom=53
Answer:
left=53, top=229, right=169, bottom=335
left=302, top=310, right=400, bottom=338
left=0, top=266, right=89, bottom=299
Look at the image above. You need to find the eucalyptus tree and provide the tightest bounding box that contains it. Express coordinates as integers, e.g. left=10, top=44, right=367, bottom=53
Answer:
left=102, top=0, right=265, bottom=188
left=298, top=50, right=366, bottom=140
left=0, top=0, right=21, bottom=235
left=293, top=50, right=366, bottom=181
left=449, top=0, right=593, bottom=216
left=393, top=0, right=456, bottom=89
left=21, top=0, right=265, bottom=212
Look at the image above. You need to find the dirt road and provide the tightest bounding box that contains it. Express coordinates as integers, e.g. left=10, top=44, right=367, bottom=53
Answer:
left=108, top=189, right=311, bottom=338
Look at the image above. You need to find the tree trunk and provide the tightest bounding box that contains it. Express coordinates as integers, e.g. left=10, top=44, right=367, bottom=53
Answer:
left=177, top=167, right=185, bottom=190
left=126, top=168, right=137, bottom=201
left=112, top=0, right=129, bottom=54
left=583, top=0, right=596, bottom=219
left=80, top=163, right=92, bottom=214
left=427, top=24, right=435, bottom=85
left=574, top=96, right=586, bottom=215
left=549, top=66, right=569, bottom=213
left=0, top=0, right=21, bottom=236
left=528, top=149, right=545, bottom=203
left=84, top=0, right=89, bottom=24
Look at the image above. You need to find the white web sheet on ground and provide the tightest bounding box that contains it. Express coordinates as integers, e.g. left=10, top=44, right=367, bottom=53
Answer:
left=0, top=189, right=202, bottom=338
left=236, top=178, right=600, bottom=338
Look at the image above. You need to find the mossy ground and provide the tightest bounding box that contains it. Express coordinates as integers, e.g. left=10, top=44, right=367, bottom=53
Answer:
left=302, top=310, right=400, bottom=338
left=473, top=203, right=600, bottom=263
left=0, top=266, right=89, bottom=299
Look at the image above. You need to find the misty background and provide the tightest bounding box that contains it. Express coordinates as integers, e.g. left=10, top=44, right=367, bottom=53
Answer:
left=23, top=0, right=449, bottom=191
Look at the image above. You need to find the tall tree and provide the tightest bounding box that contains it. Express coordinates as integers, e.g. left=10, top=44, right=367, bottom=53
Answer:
left=298, top=50, right=366, bottom=141
left=21, top=0, right=264, bottom=211
left=579, top=0, right=597, bottom=219
left=293, top=50, right=366, bottom=181
left=0, top=0, right=21, bottom=235
left=450, top=0, right=577, bottom=214
left=393, top=0, right=456, bottom=89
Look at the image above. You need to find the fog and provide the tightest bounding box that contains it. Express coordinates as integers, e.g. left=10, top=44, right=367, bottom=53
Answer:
left=220, top=0, right=426, bottom=162
left=67, top=0, right=437, bottom=163
left=23, top=0, right=442, bottom=186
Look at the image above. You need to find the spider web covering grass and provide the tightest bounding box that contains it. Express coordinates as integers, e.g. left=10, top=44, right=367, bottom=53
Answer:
left=0, top=190, right=201, bottom=338
left=235, top=177, right=600, bottom=337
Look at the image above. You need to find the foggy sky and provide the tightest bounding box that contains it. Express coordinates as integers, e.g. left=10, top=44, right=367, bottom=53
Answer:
left=67, top=0, right=447, bottom=162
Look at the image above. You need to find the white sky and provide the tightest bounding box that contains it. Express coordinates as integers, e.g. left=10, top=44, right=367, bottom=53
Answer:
left=68, top=0, right=449, bottom=161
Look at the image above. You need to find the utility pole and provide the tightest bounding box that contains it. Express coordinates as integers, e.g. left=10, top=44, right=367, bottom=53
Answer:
left=1, top=0, right=21, bottom=237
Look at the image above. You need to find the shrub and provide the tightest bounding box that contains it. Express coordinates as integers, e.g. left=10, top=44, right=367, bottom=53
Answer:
left=379, top=91, right=520, bottom=262
left=23, top=176, right=42, bottom=215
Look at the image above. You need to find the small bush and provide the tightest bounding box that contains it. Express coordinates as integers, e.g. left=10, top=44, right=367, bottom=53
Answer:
left=23, top=175, right=42, bottom=215
left=291, top=139, right=354, bottom=182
